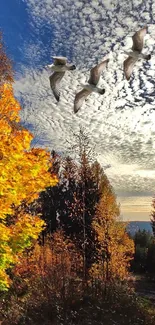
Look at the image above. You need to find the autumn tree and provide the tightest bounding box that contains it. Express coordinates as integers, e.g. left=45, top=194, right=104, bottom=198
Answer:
left=13, top=230, right=83, bottom=298
left=0, top=38, right=57, bottom=291
left=91, top=160, right=111, bottom=195
left=90, top=181, right=134, bottom=288
left=0, top=32, right=13, bottom=86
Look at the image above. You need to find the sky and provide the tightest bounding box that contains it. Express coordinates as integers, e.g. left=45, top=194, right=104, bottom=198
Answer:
left=1, top=0, right=155, bottom=221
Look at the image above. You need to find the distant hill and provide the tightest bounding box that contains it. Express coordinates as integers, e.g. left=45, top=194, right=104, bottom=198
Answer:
left=127, top=221, right=152, bottom=235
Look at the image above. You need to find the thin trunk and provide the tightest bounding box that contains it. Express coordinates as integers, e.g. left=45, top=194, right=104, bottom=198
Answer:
left=104, top=215, right=110, bottom=297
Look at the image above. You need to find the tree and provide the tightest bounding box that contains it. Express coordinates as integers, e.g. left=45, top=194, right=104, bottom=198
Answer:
left=37, top=131, right=101, bottom=278
left=131, top=229, right=155, bottom=274
left=90, top=182, right=134, bottom=287
left=131, top=229, right=152, bottom=273
left=0, top=32, right=13, bottom=86
left=36, top=151, right=61, bottom=243
left=147, top=239, right=155, bottom=273
left=60, top=131, right=100, bottom=279
left=91, top=160, right=110, bottom=196
left=134, top=229, right=152, bottom=248
left=0, top=41, right=57, bottom=290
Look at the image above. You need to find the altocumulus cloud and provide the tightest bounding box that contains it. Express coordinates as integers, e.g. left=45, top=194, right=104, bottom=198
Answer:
left=14, top=0, right=155, bottom=220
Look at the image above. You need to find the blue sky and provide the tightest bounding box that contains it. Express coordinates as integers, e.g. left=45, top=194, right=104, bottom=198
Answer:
left=0, top=0, right=56, bottom=72
left=1, top=0, right=155, bottom=221
left=0, top=0, right=31, bottom=69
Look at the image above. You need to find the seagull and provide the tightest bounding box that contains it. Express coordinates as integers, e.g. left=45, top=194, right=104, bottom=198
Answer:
left=46, top=56, right=76, bottom=102
left=123, top=26, right=151, bottom=80
left=74, top=58, right=109, bottom=114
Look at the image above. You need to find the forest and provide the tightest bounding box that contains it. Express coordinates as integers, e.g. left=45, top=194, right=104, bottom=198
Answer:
left=0, top=33, right=155, bottom=325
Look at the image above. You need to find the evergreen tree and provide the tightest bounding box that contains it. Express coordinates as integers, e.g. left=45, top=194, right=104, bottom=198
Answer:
left=147, top=239, right=155, bottom=273
left=36, top=150, right=61, bottom=241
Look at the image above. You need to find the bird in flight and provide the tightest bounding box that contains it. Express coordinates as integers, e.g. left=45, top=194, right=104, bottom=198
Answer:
left=74, top=58, right=109, bottom=114
left=46, top=56, right=76, bottom=102
left=123, top=26, right=151, bottom=80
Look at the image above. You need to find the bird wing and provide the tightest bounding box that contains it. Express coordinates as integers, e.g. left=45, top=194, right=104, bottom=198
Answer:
left=74, top=88, right=91, bottom=113
left=49, top=72, right=65, bottom=101
left=52, top=56, right=67, bottom=65
left=132, top=27, right=147, bottom=52
left=88, top=58, right=109, bottom=85
left=123, top=56, right=138, bottom=80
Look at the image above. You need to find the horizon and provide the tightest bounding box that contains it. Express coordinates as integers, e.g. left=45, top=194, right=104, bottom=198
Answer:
left=118, top=195, right=153, bottom=221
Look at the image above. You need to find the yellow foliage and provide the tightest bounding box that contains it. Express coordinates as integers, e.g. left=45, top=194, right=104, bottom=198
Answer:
left=14, top=231, right=83, bottom=296
left=90, top=187, right=134, bottom=282
left=0, top=83, right=20, bottom=120
left=0, top=82, right=58, bottom=290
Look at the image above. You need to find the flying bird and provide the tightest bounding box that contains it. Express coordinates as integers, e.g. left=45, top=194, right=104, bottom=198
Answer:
left=46, top=56, right=76, bottom=102
left=74, top=58, right=109, bottom=114
left=123, top=26, right=151, bottom=80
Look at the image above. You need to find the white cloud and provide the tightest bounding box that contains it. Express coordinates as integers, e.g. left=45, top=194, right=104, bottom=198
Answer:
left=14, top=0, right=155, bottom=219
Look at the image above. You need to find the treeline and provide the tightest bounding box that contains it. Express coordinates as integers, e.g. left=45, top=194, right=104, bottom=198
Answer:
left=2, top=133, right=152, bottom=325
left=1, top=136, right=152, bottom=325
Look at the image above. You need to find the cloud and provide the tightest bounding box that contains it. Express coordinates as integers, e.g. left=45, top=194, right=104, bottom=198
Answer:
left=13, top=0, right=155, bottom=219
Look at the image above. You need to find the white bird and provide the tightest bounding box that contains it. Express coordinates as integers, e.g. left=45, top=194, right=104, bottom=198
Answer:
left=46, top=56, right=76, bottom=102
left=123, top=26, right=151, bottom=80
left=74, top=58, right=109, bottom=114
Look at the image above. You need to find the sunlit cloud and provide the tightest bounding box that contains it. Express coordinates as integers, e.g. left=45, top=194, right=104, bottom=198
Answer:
left=13, top=0, right=155, bottom=220
left=118, top=196, right=153, bottom=221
